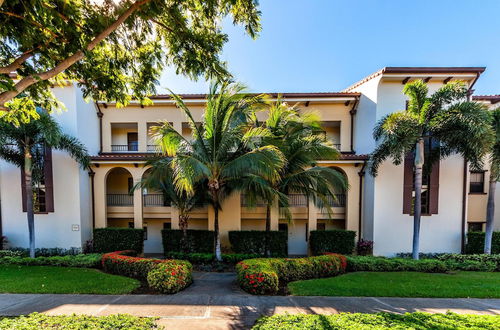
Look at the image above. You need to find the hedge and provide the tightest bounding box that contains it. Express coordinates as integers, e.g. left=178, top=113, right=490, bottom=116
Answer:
left=229, top=231, right=287, bottom=257
left=310, top=230, right=356, bottom=255
left=93, top=228, right=144, bottom=254
left=252, top=312, right=500, bottom=330
left=162, top=229, right=214, bottom=253
left=466, top=231, right=500, bottom=254
left=6, top=247, right=82, bottom=257
left=0, top=254, right=102, bottom=268
left=236, top=254, right=347, bottom=295
left=166, top=252, right=260, bottom=264
left=101, top=251, right=192, bottom=294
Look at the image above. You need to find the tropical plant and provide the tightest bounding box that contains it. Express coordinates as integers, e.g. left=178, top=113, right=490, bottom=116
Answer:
left=485, top=108, right=500, bottom=254
left=138, top=156, right=205, bottom=252
left=0, top=0, right=261, bottom=123
left=152, top=81, right=285, bottom=261
left=244, top=101, right=347, bottom=255
left=0, top=112, right=89, bottom=257
left=370, top=80, right=493, bottom=259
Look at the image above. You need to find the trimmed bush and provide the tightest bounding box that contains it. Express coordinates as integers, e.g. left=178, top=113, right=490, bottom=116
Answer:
left=229, top=231, right=287, bottom=257
left=93, top=228, right=144, bottom=254
left=147, top=262, right=193, bottom=294
left=101, top=251, right=192, bottom=294
left=166, top=251, right=260, bottom=264
left=0, top=250, right=24, bottom=258
left=236, top=254, right=347, bottom=295
left=162, top=229, right=214, bottom=253
left=0, top=254, right=102, bottom=268
left=310, top=230, right=356, bottom=255
left=466, top=231, right=500, bottom=254
left=6, top=247, right=82, bottom=257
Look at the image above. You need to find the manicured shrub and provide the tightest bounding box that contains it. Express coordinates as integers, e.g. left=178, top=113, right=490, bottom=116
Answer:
left=7, top=247, right=83, bottom=257
left=162, top=229, right=214, bottom=253
left=436, top=253, right=500, bottom=271
left=236, top=254, right=347, bottom=295
left=310, top=230, right=356, bottom=255
left=466, top=231, right=500, bottom=254
left=165, top=251, right=260, bottom=264
left=229, top=231, right=287, bottom=257
left=101, top=251, right=192, bottom=294
left=0, top=250, right=24, bottom=258
left=356, top=239, right=373, bottom=256
left=147, top=262, right=193, bottom=294
left=0, top=254, right=102, bottom=268
left=93, top=228, right=144, bottom=254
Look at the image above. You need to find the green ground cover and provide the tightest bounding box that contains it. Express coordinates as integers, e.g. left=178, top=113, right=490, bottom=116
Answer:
left=0, top=265, right=140, bottom=294
left=288, top=271, right=500, bottom=298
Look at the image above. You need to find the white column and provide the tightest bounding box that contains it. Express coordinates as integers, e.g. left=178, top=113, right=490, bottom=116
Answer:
left=132, top=173, right=143, bottom=229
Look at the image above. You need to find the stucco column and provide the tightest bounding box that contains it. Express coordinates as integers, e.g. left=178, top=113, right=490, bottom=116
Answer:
left=308, top=199, right=317, bottom=233
left=170, top=207, right=180, bottom=229
left=132, top=173, right=143, bottom=229
left=173, top=121, right=183, bottom=135
left=93, top=167, right=107, bottom=228
left=138, top=121, right=148, bottom=152
left=270, top=202, right=279, bottom=230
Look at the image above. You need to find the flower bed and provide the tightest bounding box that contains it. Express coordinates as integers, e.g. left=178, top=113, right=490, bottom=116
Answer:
left=236, top=254, right=347, bottom=295
left=101, top=251, right=192, bottom=294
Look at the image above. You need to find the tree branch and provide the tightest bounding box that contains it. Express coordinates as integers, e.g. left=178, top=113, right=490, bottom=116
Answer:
left=0, top=51, right=34, bottom=74
left=0, top=11, right=61, bottom=39
left=0, top=0, right=151, bottom=108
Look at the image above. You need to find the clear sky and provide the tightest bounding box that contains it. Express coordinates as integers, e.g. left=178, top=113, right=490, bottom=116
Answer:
left=159, top=0, right=500, bottom=95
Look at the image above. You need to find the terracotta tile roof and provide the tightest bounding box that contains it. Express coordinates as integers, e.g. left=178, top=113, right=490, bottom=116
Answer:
left=148, top=92, right=360, bottom=100
left=472, top=95, right=500, bottom=104
left=343, top=67, right=486, bottom=92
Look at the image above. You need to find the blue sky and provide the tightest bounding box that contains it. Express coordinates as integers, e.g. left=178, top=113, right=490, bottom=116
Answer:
left=159, top=0, right=500, bottom=95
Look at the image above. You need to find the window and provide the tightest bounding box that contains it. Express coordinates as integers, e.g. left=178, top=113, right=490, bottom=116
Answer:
left=127, top=132, right=138, bottom=151
left=469, top=171, right=485, bottom=193
left=468, top=222, right=484, bottom=232
left=21, top=144, right=54, bottom=213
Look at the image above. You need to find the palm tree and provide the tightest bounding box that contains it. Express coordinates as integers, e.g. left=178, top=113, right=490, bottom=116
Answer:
left=484, top=108, right=500, bottom=254
left=370, top=80, right=493, bottom=260
left=243, top=101, right=348, bottom=256
left=138, top=156, right=205, bottom=252
left=152, top=82, right=285, bottom=261
left=0, top=112, right=90, bottom=258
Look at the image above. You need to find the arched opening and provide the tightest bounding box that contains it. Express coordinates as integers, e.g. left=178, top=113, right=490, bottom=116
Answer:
left=316, top=166, right=348, bottom=230
left=105, top=167, right=134, bottom=228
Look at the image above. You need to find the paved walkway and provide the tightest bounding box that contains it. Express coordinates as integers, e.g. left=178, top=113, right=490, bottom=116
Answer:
left=0, top=272, right=499, bottom=329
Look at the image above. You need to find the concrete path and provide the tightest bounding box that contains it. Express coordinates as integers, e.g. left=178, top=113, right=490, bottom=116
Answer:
left=0, top=272, right=499, bottom=329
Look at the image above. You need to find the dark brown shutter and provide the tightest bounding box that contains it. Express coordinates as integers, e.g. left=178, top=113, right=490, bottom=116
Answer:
left=429, top=160, right=440, bottom=214
left=44, top=146, right=54, bottom=212
left=20, top=169, right=27, bottom=212
left=403, top=152, right=414, bottom=214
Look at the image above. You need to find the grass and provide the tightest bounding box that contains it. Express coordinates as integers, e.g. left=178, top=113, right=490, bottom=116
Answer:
left=252, top=312, right=500, bottom=329
left=0, top=313, right=160, bottom=329
left=0, top=265, right=140, bottom=294
left=288, top=271, right=500, bottom=298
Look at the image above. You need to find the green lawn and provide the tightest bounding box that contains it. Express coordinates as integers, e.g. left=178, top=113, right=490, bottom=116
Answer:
left=288, top=271, right=500, bottom=298
left=0, top=265, right=140, bottom=294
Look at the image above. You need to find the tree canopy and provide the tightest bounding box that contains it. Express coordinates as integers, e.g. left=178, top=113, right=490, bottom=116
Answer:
left=0, top=0, right=261, bottom=123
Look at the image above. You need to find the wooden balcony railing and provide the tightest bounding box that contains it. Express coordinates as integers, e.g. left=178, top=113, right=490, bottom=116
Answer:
left=107, top=194, right=133, bottom=206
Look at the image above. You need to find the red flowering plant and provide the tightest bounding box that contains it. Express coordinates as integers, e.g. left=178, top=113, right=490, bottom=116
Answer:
left=147, top=262, right=193, bottom=294
left=236, top=254, right=347, bottom=295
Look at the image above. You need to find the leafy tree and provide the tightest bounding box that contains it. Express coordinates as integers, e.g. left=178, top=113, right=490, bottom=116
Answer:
left=152, top=82, right=285, bottom=261
left=0, top=112, right=90, bottom=257
left=370, top=80, right=493, bottom=259
left=0, top=0, right=261, bottom=123
left=484, top=108, right=500, bottom=254
left=244, top=101, right=347, bottom=256
left=137, top=156, right=205, bottom=252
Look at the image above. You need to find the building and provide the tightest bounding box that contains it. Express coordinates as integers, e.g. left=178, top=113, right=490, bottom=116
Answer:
left=1, top=67, right=499, bottom=256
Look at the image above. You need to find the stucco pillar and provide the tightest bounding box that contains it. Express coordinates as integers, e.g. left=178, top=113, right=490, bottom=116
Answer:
left=132, top=173, right=143, bottom=229
left=93, top=167, right=107, bottom=228
left=138, top=121, right=148, bottom=152
left=218, top=193, right=241, bottom=247
left=270, top=203, right=279, bottom=230
left=170, top=207, right=180, bottom=229
left=308, top=199, right=317, bottom=233
left=173, top=121, right=183, bottom=135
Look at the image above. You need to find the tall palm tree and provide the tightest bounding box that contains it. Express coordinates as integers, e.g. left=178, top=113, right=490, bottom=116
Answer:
left=152, top=82, right=285, bottom=261
left=370, top=80, right=493, bottom=260
left=245, top=101, right=347, bottom=256
left=138, top=156, right=205, bottom=252
left=0, top=112, right=90, bottom=258
left=484, top=108, right=500, bottom=254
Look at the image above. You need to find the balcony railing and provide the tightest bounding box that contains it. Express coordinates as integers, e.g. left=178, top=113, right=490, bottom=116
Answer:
left=107, top=194, right=133, bottom=206
left=111, top=144, right=138, bottom=152
left=288, top=194, right=308, bottom=207
left=143, top=194, right=171, bottom=207
left=326, top=194, right=346, bottom=207
left=147, top=145, right=160, bottom=152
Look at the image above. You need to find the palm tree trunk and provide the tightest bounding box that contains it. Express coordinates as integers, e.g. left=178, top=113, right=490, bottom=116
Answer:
left=265, top=203, right=271, bottom=257
left=412, top=139, right=425, bottom=260
left=179, top=214, right=189, bottom=253
left=484, top=177, right=496, bottom=254
left=24, top=146, right=35, bottom=258
left=214, top=206, right=222, bottom=261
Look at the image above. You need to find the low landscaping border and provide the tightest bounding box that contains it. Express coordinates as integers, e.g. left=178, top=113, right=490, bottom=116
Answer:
left=236, top=254, right=347, bottom=295
left=0, top=253, right=102, bottom=268
left=102, top=251, right=192, bottom=294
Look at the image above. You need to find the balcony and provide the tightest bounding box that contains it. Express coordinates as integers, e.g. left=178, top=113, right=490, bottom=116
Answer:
left=325, top=194, right=346, bottom=207
left=143, top=194, right=171, bottom=207
left=147, top=145, right=160, bottom=152
left=110, top=123, right=138, bottom=152
left=111, top=144, right=138, bottom=152
left=287, top=194, right=308, bottom=207
left=107, top=194, right=133, bottom=206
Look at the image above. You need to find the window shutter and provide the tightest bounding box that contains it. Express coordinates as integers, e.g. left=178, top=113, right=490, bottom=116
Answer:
left=403, top=152, right=414, bottom=214
left=20, top=169, right=27, bottom=212
left=44, top=146, right=54, bottom=212
left=429, top=160, right=440, bottom=214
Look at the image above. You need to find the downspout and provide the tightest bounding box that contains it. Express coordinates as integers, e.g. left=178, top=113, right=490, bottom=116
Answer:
left=358, top=160, right=367, bottom=240
left=88, top=168, right=96, bottom=230
left=349, top=98, right=359, bottom=153
left=94, top=102, right=103, bottom=154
